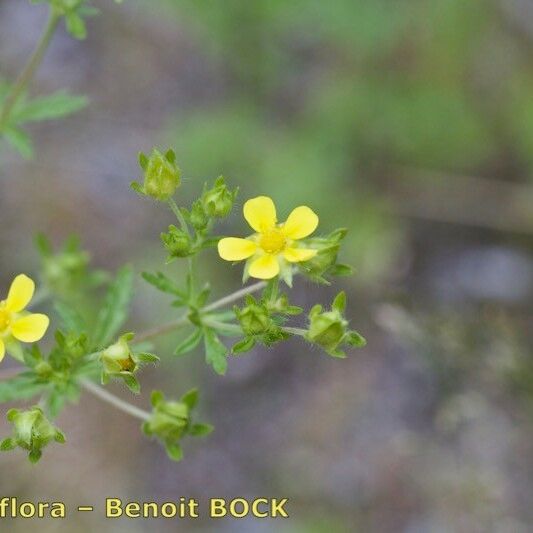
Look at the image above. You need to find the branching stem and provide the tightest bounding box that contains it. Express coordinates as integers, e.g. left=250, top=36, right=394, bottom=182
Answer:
left=0, top=8, right=60, bottom=129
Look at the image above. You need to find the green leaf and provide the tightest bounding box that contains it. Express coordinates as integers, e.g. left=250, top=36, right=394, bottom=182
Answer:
left=0, top=438, right=15, bottom=451
left=204, top=328, right=228, bottom=375
left=0, top=375, right=45, bottom=403
left=93, top=266, right=134, bottom=348
left=28, top=449, right=42, bottom=464
left=65, top=12, right=87, bottom=39
left=330, top=264, right=353, bottom=276
left=174, top=328, right=203, bottom=356
left=332, top=291, right=346, bottom=312
left=122, top=374, right=140, bottom=394
left=232, top=337, right=255, bottom=354
left=3, top=126, right=33, bottom=158
left=347, top=331, right=367, bottom=348
left=181, top=388, right=198, bottom=410
left=12, top=91, right=88, bottom=124
left=165, top=442, right=183, bottom=462
left=35, top=233, right=53, bottom=257
left=189, top=423, right=214, bottom=437
left=142, top=271, right=185, bottom=297
left=151, top=390, right=164, bottom=407
left=54, top=301, right=86, bottom=333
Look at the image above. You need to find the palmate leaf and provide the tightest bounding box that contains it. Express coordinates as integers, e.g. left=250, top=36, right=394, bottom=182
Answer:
left=92, top=265, right=134, bottom=348
left=0, top=374, right=46, bottom=403
left=11, top=90, right=88, bottom=124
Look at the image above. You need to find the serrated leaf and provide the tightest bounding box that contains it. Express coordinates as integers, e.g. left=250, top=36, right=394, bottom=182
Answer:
left=204, top=328, right=228, bottom=375
left=0, top=375, right=45, bottom=403
left=12, top=91, right=88, bottom=124
left=93, top=266, right=133, bottom=348
left=174, top=328, right=203, bottom=356
left=142, top=271, right=185, bottom=297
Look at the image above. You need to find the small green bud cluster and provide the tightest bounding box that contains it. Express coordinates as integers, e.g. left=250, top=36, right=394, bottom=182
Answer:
left=306, top=291, right=366, bottom=357
left=100, top=333, right=159, bottom=393
left=161, top=225, right=194, bottom=259
left=185, top=176, right=238, bottom=232
left=132, top=148, right=181, bottom=202
left=0, top=407, right=65, bottom=463
left=298, top=228, right=353, bottom=283
left=142, top=389, right=213, bottom=462
left=232, top=292, right=302, bottom=354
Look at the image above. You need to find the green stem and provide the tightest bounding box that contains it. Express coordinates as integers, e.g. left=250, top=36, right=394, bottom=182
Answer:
left=168, top=198, right=190, bottom=237
left=0, top=8, right=61, bottom=129
left=80, top=379, right=151, bottom=421
left=135, top=280, right=266, bottom=342
left=203, top=320, right=242, bottom=335
left=283, top=327, right=307, bottom=336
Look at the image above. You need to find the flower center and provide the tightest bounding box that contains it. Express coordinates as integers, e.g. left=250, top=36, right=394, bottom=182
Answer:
left=0, top=306, right=11, bottom=333
left=259, top=228, right=286, bottom=254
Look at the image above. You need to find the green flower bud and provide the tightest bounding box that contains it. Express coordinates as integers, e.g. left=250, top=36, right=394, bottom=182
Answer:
left=307, top=308, right=347, bottom=353
left=161, top=225, right=193, bottom=258
left=143, top=391, right=190, bottom=444
left=201, top=176, right=237, bottom=218
left=131, top=148, right=181, bottom=201
left=142, top=389, right=212, bottom=462
left=305, top=292, right=365, bottom=357
left=100, top=333, right=159, bottom=393
left=1, top=407, right=65, bottom=463
left=190, top=200, right=209, bottom=231
left=235, top=299, right=271, bottom=336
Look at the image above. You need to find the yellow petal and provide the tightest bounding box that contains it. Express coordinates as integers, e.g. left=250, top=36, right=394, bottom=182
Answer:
left=283, top=247, right=318, bottom=263
left=243, top=196, right=277, bottom=233
left=0, top=339, right=4, bottom=362
left=5, top=274, right=35, bottom=312
left=282, top=206, right=319, bottom=240
left=248, top=254, right=280, bottom=279
left=218, top=238, right=257, bottom=261
left=11, top=313, right=49, bottom=343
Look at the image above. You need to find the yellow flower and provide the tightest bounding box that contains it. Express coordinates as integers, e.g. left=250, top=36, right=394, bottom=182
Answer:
left=0, top=274, right=50, bottom=362
left=217, top=196, right=319, bottom=280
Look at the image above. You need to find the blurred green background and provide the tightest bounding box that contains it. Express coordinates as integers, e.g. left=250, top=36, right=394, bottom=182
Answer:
left=1, top=0, right=532, bottom=531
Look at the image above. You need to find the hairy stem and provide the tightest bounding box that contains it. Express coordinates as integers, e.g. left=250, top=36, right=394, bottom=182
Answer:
left=0, top=8, right=60, bottom=129
left=80, top=379, right=151, bottom=421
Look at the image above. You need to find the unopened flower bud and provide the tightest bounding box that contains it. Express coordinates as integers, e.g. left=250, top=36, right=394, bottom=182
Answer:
left=161, top=225, right=193, bottom=258
left=307, top=308, right=347, bottom=353
left=132, top=148, right=181, bottom=201
left=201, top=176, right=237, bottom=218
left=235, top=299, right=271, bottom=336
left=1, top=407, right=65, bottom=463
